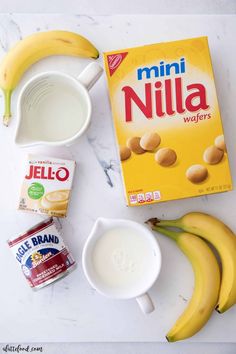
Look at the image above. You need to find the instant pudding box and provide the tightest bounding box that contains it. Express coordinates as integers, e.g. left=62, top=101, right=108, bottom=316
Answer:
left=104, top=37, right=232, bottom=206
left=18, top=155, right=76, bottom=217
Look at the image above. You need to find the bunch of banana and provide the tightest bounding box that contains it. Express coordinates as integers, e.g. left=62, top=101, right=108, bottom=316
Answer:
left=0, top=30, right=99, bottom=126
left=146, top=212, right=236, bottom=342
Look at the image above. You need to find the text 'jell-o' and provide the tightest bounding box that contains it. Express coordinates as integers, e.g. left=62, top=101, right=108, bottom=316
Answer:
left=18, top=154, right=76, bottom=217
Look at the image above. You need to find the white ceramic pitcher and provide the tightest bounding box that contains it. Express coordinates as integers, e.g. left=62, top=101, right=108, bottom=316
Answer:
left=15, top=62, right=103, bottom=147
left=82, top=217, right=162, bottom=314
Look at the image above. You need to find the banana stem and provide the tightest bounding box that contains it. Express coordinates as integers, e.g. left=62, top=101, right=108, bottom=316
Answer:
left=3, top=89, right=12, bottom=126
left=151, top=225, right=180, bottom=242
left=166, top=335, right=174, bottom=342
left=146, top=218, right=182, bottom=241
left=146, top=217, right=181, bottom=228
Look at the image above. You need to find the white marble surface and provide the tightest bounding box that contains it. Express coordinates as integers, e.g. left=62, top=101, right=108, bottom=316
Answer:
left=0, top=13, right=236, bottom=346
left=0, top=0, right=235, bottom=14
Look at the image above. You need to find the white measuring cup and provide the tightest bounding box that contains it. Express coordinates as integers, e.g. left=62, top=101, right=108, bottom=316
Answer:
left=82, top=218, right=162, bottom=314
left=15, top=62, right=103, bottom=147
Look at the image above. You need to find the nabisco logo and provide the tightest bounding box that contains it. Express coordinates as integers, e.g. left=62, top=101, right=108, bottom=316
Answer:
left=25, top=165, right=69, bottom=181
left=107, top=52, right=128, bottom=76
left=109, top=55, right=123, bottom=69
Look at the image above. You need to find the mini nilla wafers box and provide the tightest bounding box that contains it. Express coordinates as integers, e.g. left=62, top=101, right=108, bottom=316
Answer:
left=104, top=37, right=232, bottom=206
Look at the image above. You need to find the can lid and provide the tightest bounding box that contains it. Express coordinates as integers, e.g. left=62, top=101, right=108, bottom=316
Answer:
left=7, top=217, right=53, bottom=246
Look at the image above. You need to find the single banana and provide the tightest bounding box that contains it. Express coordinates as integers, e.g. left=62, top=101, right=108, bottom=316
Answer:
left=0, top=30, right=99, bottom=126
left=151, top=212, right=236, bottom=313
left=147, top=221, right=220, bottom=342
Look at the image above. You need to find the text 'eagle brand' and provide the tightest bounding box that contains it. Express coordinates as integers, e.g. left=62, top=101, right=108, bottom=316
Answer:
left=8, top=218, right=76, bottom=289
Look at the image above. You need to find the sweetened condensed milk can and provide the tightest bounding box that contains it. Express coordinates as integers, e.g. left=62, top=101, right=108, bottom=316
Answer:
left=8, top=217, right=76, bottom=289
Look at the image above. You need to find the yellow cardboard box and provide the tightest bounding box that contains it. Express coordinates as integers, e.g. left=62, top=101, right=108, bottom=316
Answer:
left=104, top=37, right=232, bottom=206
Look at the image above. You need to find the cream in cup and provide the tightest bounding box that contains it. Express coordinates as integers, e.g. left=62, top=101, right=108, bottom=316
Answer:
left=15, top=62, right=103, bottom=147
left=82, top=218, right=162, bottom=314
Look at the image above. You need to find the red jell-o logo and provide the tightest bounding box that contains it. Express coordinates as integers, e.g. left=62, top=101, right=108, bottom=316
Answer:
left=107, top=52, right=128, bottom=76
left=25, top=166, right=69, bottom=181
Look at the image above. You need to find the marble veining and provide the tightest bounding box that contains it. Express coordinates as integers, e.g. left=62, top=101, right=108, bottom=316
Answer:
left=0, top=14, right=235, bottom=343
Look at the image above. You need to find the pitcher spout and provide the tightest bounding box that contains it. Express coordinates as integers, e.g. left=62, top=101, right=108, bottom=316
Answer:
left=15, top=131, right=39, bottom=147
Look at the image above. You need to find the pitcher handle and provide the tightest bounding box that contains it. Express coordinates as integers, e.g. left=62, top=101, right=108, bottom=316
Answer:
left=77, top=62, right=103, bottom=90
left=136, top=293, right=155, bottom=314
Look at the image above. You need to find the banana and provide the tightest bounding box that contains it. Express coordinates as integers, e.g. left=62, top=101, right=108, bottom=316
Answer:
left=147, top=221, right=220, bottom=342
left=151, top=212, right=236, bottom=313
left=0, top=30, right=99, bottom=126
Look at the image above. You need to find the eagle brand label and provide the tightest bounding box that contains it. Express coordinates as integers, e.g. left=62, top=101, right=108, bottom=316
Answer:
left=8, top=218, right=76, bottom=289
